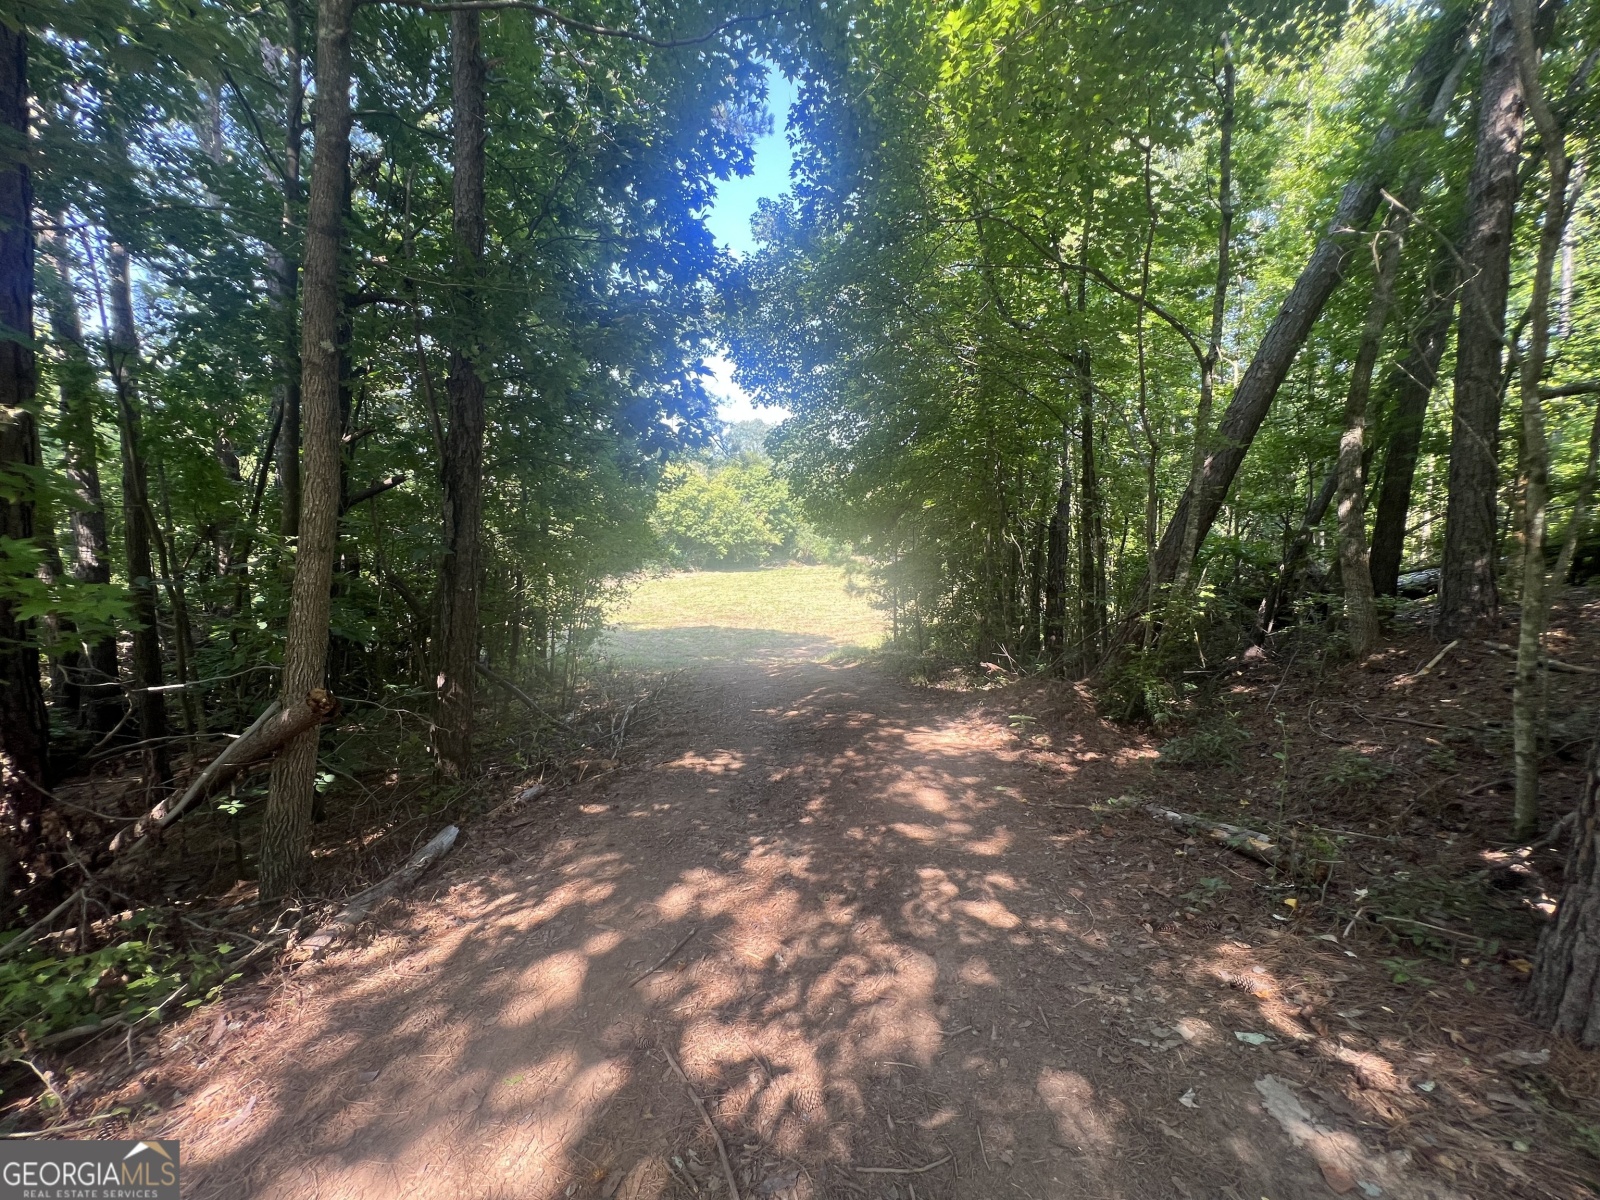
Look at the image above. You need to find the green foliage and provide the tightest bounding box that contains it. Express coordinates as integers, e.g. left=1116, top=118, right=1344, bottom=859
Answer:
left=651, top=457, right=815, bottom=567
left=0, top=915, right=238, bottom=1047
left=1319, top=749, right=1395, bottom=792
left=1158, top=714, right=1250, bottom=768
left=1098, top=648, right=1190, bottom=725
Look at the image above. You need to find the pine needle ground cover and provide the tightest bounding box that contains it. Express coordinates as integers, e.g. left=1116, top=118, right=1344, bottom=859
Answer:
left=602, top=565, right=886, bottom=666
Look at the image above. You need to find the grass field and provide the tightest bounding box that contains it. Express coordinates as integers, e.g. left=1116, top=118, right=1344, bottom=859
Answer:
left=601, top=565, right=886, bottom=667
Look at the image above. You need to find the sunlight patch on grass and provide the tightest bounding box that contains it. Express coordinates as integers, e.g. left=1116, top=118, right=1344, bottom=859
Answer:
left=601, top=566, right=886, bottom=666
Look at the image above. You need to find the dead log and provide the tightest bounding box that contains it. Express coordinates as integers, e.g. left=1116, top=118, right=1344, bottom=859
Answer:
left=299, top=824, right=459, bottom=955
left=111, top=689, right=339, bottom=852
left=1144, top=804, right=1288, bottom=873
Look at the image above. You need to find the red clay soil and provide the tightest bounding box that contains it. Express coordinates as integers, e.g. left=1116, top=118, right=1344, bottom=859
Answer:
left=117, top=620, right=1600, bottom=1199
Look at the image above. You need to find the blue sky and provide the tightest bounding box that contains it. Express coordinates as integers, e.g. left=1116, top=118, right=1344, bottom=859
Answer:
left=700, top=63, right=797, bottom=424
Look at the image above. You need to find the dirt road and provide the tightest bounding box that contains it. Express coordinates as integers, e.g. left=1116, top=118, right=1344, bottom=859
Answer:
left=168, top=650, right=1450, bottom=1200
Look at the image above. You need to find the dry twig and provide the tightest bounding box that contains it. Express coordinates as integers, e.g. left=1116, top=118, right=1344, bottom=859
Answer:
left=663, top=1045, right=741, bottom=1200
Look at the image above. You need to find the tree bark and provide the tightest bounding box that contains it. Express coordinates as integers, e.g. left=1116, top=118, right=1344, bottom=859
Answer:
left=1043, top=417, right=1071, bottom=665
left=1439, top=0, right=1526, bottom=636
left=1105, top=8, right=1471, bottom=658
left=1369, top=250, right=1459, bottom=596
left=1529, top=730, right=1600, bottom=1042
left=1508, top=0, right=1568, bottom=839
left=106, top=243, right=171, bottom=788
left=38, top=234, right=121, bottom=732
left=1551, top=395, right=1600, bottom=589
left=260, top=0, right=356, bottom=899
left=0, top=24, right=50, bottom=871
left=432, top=6, right=488, bottom=777
left=1076, top=352, right=1103, bottom=670
left=1334, top=208, right=1406, bottom=657
left=273, top=0, right=306, bottom=541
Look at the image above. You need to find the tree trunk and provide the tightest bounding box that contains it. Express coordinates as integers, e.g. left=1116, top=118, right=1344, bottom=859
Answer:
left=432, top=7, right=488, bottom=778
left=1257, top=466, right=1338, bottom=639
left=1551, top=395, right=1600, bottom=589
left=1508, top=0, right=1568, bottom=839
left=1108, top=8, right=1471, bottom=655
left=260, top=0, right=356, bottom=899
left=1369, top=250, right=1459, bottom=596
left=1043, top=417, right=1071, bottom=666
left=1176, top=32, right=1234, bottom=593
left=1439, top=0, right=1525, bottom=637
left=1334, top=207, right=1407, bottom=657
left=1529, top=731, right=1600, bottom=1042
left=107, top=243, right=171, bottom=788
left=1077, top=355, right=1104, bottom=670
left=273, top=0, right=306, bottom=541
left=38, top=233, right=121, bottom=732
left=0, top=24, right=50, bottom=872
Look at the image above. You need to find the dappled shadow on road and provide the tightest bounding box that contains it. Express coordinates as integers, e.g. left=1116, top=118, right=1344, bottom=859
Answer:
left=168, top=662, right=1336, bottom=1200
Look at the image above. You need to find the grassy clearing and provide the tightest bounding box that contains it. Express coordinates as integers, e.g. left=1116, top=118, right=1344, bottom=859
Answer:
left=601, top=565, right=885, bottom=667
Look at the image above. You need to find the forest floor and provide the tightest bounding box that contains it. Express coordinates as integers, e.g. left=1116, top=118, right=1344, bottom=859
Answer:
left=68, top=572, right=1600, bottom=1199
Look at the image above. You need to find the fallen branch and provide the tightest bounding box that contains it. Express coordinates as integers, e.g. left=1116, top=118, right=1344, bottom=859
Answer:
left=1144, top=805, right=1287, bottom=873
left=856, top=1156, right=952, bottom=1175
left=0, top=891, right=85, bottom=964
left=1482, top=641, right=1600, bottom=674
left=111, top=690, right=339, bottom=853
left=299, top=824, right=459, bottom=955
left=1406, top=638, right=1459, bottom=680
left=628, top=927, right=696, bottom=987
left=663, top=1045, right=741, bottom=1200
left=483, top=782, right=547, bottom=822
left=475, top=662, right=574, bottom=729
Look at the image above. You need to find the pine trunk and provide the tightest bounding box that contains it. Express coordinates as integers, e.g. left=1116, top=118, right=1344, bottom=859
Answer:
left=260, top=0, right=355, bottom=898
left=1529, top=734, right=1600, bottom=1042
left=107, top=244, right=171, bottom=786
left=433, top=7, right=488, bottom=778
left=0, top=24, right=49, bottom=871
left=1439, top=0, right=1524, bottom=637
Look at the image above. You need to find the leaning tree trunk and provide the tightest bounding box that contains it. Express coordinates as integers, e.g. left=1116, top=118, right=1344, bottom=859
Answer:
left=107, top=243, right=171, bottom=787
left=432, top=6, right=488, bottom=778
left=1529, top=731, right=1600, bottom=1042
left=39, top=233, right=121, bottom=733
left=260, top=0, right=356, bottom=899
left=1369, top=249, right=1459, bottom=596
left=0, top=24, right=50, bottom=880
left=1439, top=0, right=1525, bottom=637
left=1103, top=7, right=1471, bottom=660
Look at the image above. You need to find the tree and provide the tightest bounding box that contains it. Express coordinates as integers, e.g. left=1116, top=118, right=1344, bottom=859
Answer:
left=1438, top=0, right=1525, bottom=637
left=431, top=6, right=488, bottom=779
left=260, top=0, right=357, bottom=898
left=0, top=20, right=49, bottom=882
